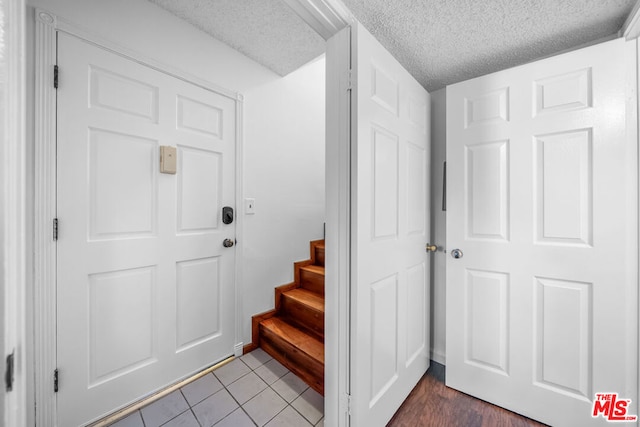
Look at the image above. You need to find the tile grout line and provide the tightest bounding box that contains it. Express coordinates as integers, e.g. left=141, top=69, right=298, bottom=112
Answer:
left=217, top=354, right=315, bottom=427
left=229, top=357, right=284, bottom=427
left=212, top=358, right=259, bottom=427
left=178, top=387, right=203, bottom=427
left=265, top=377, right=312, bottom=426
left=112, top=350, right=322, bottom=427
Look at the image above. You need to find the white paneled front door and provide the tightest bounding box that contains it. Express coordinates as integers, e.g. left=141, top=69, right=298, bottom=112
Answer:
left=350, top=22, right=431, bottom=426
left=446, top=38, right=638, bottom=426
left=56, top=33, right=237, bottom=426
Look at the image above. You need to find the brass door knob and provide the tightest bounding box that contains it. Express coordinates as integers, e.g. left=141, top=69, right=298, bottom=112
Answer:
left=426, top=244, right=437, bottom=252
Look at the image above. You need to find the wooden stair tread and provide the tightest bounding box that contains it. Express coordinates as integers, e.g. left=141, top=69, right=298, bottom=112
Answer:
left=283, top=288, right=324, bottom=313
left=300, top=265, right=325, bottom=275
left=260, top=317, right=324, bottom=363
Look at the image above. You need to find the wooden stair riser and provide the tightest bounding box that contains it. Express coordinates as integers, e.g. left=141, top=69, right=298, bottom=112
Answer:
left=314, top=244, right=325, bottom=267
left=249, top=239, right=325, bottom=395
left=260, top=325, right=324, bottom=395
left=299, top=266, right=325, bottom=295
left=281, top=296, right=324, bottom=341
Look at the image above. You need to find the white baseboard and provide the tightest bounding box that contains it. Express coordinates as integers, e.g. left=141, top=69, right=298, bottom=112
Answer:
left=430, top=348, right=446, bottom=365
left=234, top=343, right=244, bottom=357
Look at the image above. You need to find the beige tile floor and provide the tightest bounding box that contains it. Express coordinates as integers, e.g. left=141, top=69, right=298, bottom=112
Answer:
left=109, top=349, right=324, bottom=427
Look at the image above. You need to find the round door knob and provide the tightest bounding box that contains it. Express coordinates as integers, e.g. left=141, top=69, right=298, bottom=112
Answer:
left=223, top=239, right=235, bottom=248
left=451, top=249, right=463, bottom=259
left=426, top=244, right=437, bottom=252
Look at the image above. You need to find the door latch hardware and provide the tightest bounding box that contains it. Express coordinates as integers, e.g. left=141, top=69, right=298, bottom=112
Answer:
left=53, top=218, right=59, bottom=241
left=53, top=65, right=59, bottom=89
left=426, top=244, right=437, bottom=252
left=223, top=238, right=235, bottom=248
left=222, top=206, right=234, bottom=224
left=451, top=249, right=463, bottom=259
left=5, top=351, right=14, bottom=392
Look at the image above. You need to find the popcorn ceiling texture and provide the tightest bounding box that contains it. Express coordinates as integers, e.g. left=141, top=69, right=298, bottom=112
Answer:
left=149, top=0, right=636, bottom=91
left=148, top=0, right=325, bottom=76
left=342, top=0, right=636, bottom=91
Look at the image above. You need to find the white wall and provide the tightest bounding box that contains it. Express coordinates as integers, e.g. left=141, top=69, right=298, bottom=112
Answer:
left=26, top=0, right=278, bottom=93
left=430, top=88, right=446, bottom=364
left=26, top=0, right=325, bottom=365
left=242, top=57, right=326, bottom=344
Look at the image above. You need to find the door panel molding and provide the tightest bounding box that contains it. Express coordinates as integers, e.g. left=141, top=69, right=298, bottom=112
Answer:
left=350, top=22, right=431, bottom=426
left=32, top=9, right=243, bottom=425
left=446, top=37, right=638, bottom=426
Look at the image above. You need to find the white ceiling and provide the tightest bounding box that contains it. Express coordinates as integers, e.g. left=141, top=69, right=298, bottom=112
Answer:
left=343, top=0, right=637, bottom=91
left=148, top=0, right=637, bottom=92
left=147, top=0, right=326, bottom=76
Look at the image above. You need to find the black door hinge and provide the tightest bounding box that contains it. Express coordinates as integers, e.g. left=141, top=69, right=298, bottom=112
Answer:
left=53, top=218, right=58, bottom=241
left=54, top=369, right=59, bottom=393
left=53, top=65, right=59, bottom=89
left=5, top=351, right=14, bottom=392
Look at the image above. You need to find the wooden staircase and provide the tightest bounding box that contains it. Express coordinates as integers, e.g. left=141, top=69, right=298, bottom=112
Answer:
left=251, top=240, right=325, bottom=395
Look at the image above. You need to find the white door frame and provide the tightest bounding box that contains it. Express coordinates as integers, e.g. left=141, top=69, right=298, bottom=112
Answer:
left=325, top=25, right=353, bottom=427
left=2, top=0, right=28, bottom=426
left=32, top=9, right=245, bottom=425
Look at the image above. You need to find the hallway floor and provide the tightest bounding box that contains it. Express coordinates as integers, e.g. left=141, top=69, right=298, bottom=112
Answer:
left=388, top=362, right=547, bottom=427
left=110, top=349, right=324, bottom=427
left=109, top=350, right=546, bottom=427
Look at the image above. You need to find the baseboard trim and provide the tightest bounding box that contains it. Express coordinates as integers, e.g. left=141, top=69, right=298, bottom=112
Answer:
left=243, top=342, right=258, bottom=354
left=430, top=349, right=446, bottom=366
left=234, top=343, right=244, bottom=357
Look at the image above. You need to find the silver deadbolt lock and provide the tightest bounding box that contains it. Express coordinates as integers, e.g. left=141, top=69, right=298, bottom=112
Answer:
left=451, top=249, right=463, bottom=259
left=223, top=239, right=235, bottom=248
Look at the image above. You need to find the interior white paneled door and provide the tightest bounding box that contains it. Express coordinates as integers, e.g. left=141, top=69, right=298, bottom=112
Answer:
left=446, top=38, right=638, bottom=426
left=56, top=33, right=237, bottom=426
left=350, top=22, right=430, bottom=426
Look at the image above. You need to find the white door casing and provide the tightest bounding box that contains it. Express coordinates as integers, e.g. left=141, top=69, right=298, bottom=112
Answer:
left=57, top=33, right=237, bottom=426
left=350, top=22, right=431, bottom=426
left=325, top=25, right=353, bottom=427
left=446, top=38, right=638, bottom=426
left=2, top=0, right=28, bottom=425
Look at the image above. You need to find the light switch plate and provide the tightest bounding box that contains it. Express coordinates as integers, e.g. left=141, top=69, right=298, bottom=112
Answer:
left=244, top=198, right=256, bottom=214
left=160, top=146, right=177, bottom=174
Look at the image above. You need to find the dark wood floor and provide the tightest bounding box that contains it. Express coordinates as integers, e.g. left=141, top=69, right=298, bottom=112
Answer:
left=387, top=362, right=548, bottom=427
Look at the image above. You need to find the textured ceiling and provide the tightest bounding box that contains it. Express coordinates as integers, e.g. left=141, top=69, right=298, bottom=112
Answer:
left=147, top=0, right=326, bottom=76
left=342, top=0, right=636, bottom=91
left=149, top=0, right=637, bottom=91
